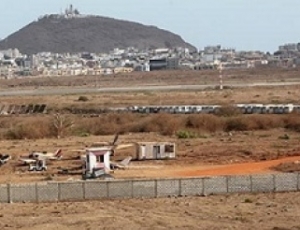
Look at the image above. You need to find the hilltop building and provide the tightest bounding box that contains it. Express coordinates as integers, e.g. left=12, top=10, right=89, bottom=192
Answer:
left=63, top=4, right=81, bottom=18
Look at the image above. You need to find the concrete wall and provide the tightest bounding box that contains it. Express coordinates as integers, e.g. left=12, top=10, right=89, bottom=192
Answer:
left=0, top=173, right=299, bottom=203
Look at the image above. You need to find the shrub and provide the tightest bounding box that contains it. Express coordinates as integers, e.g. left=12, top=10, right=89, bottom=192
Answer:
left=76, top=131, right=90, bottom=137
left=176, top=130, right=197, bottom=139
left=224, top=115, right=283, bottom=132
left=225, top=117, right=248, bottom=131
left=2, top=112, right=300, bottom=140
left=4, top=125, right=26, bottom=140
left=127, top=119, right=151, bottom=133
left=79, top=117, right=118, bottom=135
left=151, top=114, right=181, bottom=136
left=186, top=114, right=224, bottom=132
left=278, top=134, right=289, bottom=140
left=284, top=114, right=300, bottom=132
left=244, top=198, right=253, bottom=203
left=215, top=105, right=241, bottom=117
left=78, top=95, right=88, bottom=101
left=246, top=115, right=283, bottom=130
left=52, top=113, right=74, bottom=138
left=125, top=114, right=182, bottom=136
left=3, top=117, right=55, bottom=140
left=44, top=174, right=54, bottom=181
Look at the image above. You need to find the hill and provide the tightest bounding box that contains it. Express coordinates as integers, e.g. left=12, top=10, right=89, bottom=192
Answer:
left=0, top=15, right=196, bottom=55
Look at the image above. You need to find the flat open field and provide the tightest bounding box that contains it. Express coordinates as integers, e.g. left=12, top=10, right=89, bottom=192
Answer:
left=1, top=68, right=300, bottom=229
left=1, top=130, right=300, bottom=183
left=0, top=193, right=299, bottom=230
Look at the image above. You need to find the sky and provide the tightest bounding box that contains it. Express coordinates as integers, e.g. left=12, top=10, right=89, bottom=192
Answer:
left=0, top=0, right=299, bottom=52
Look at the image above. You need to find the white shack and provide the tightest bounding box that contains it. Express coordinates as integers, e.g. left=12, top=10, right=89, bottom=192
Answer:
left=84, top=148, right=111, bottom=175
left=136, top=142, right=176, bottom=160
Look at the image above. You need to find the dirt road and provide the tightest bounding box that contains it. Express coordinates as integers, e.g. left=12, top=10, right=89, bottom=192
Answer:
left=176, top=156, right=300, bottom=177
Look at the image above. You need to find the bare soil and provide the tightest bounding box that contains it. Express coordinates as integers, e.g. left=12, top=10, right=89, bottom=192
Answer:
left=2, top=67, right=300, bottom=90
left=1, top=69, right=300, bottom=229
left=0, top=193, right=299, bottom=230
left=0, top=129, right=300, bottom=183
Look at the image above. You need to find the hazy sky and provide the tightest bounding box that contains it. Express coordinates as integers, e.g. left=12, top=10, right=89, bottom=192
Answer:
left=0, top=0, right=298, bottom=52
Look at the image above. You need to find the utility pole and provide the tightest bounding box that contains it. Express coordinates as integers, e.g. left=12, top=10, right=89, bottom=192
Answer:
left=219, top=63, right=223, bottom=90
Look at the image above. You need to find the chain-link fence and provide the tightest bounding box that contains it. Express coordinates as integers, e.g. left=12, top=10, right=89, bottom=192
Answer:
left=0, top=173, right=299, bottom=203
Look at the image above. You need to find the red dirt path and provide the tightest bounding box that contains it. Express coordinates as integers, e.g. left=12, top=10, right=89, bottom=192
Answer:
left=176, top=156, right=300, bottom=177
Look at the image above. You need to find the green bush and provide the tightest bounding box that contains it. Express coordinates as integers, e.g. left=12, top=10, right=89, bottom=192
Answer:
left=176, top=130, right=197, bottom=139
left=278, top=134, right=289, bottom=140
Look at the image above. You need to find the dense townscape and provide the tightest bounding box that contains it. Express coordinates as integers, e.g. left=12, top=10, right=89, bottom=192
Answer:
left=1, top=43, right=299, bottom=78
left=1, top=43, right=299, bottom=79
left=0, top=6, right=299, bottom=79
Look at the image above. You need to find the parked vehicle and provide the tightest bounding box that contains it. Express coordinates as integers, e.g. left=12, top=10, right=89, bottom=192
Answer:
left=0, top=154, right=11, bottom=165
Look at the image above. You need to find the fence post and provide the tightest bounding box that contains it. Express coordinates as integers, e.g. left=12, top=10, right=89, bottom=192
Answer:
left=250, top=175, right=253, bottom=193
left=155, top=179, right=158, bottom=198
left=298, top=173, right=300, bottom=191
left=82, top=182, right=86, bottom=200
left=202, top=178, right=205, bottom=195
left=178, top=179, right=182, bottom=196
left=106, top=181, right=109, bottom=198
left=58, top=182, right=61, bottom=201
left=7, top=183, right=11, bottom=203
left=226, top=176, right=229, bottom=193
left=35, top=183, right=39, bottom=203
left=131, top=180, right=134, bottom=198
left=273, top=174, right=276, bottom=192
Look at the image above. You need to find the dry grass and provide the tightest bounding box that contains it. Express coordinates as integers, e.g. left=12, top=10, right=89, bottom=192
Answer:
left=284, top=114, right=300, bottom=132
left=185, top=114, right=223, bottom=132
left=224, top=115, right=284, bottom=131
left=0, top=116, right=55, bottom=139
left=1, top=113, right=300, bottom=140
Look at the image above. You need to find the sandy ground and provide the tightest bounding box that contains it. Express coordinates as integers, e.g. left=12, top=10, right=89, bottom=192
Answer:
left=0, top=192, right=299, bottom=230
left=0, top=129, right=299, bottom=183
left=2, top=84, right=300, bottom=109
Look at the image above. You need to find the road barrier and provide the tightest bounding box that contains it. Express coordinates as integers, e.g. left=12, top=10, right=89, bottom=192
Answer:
left=0, top=104, right=47, bottom=115
left=1, top=103, right=300, bottom=116
left=0, top=173, right=299, bottom=203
